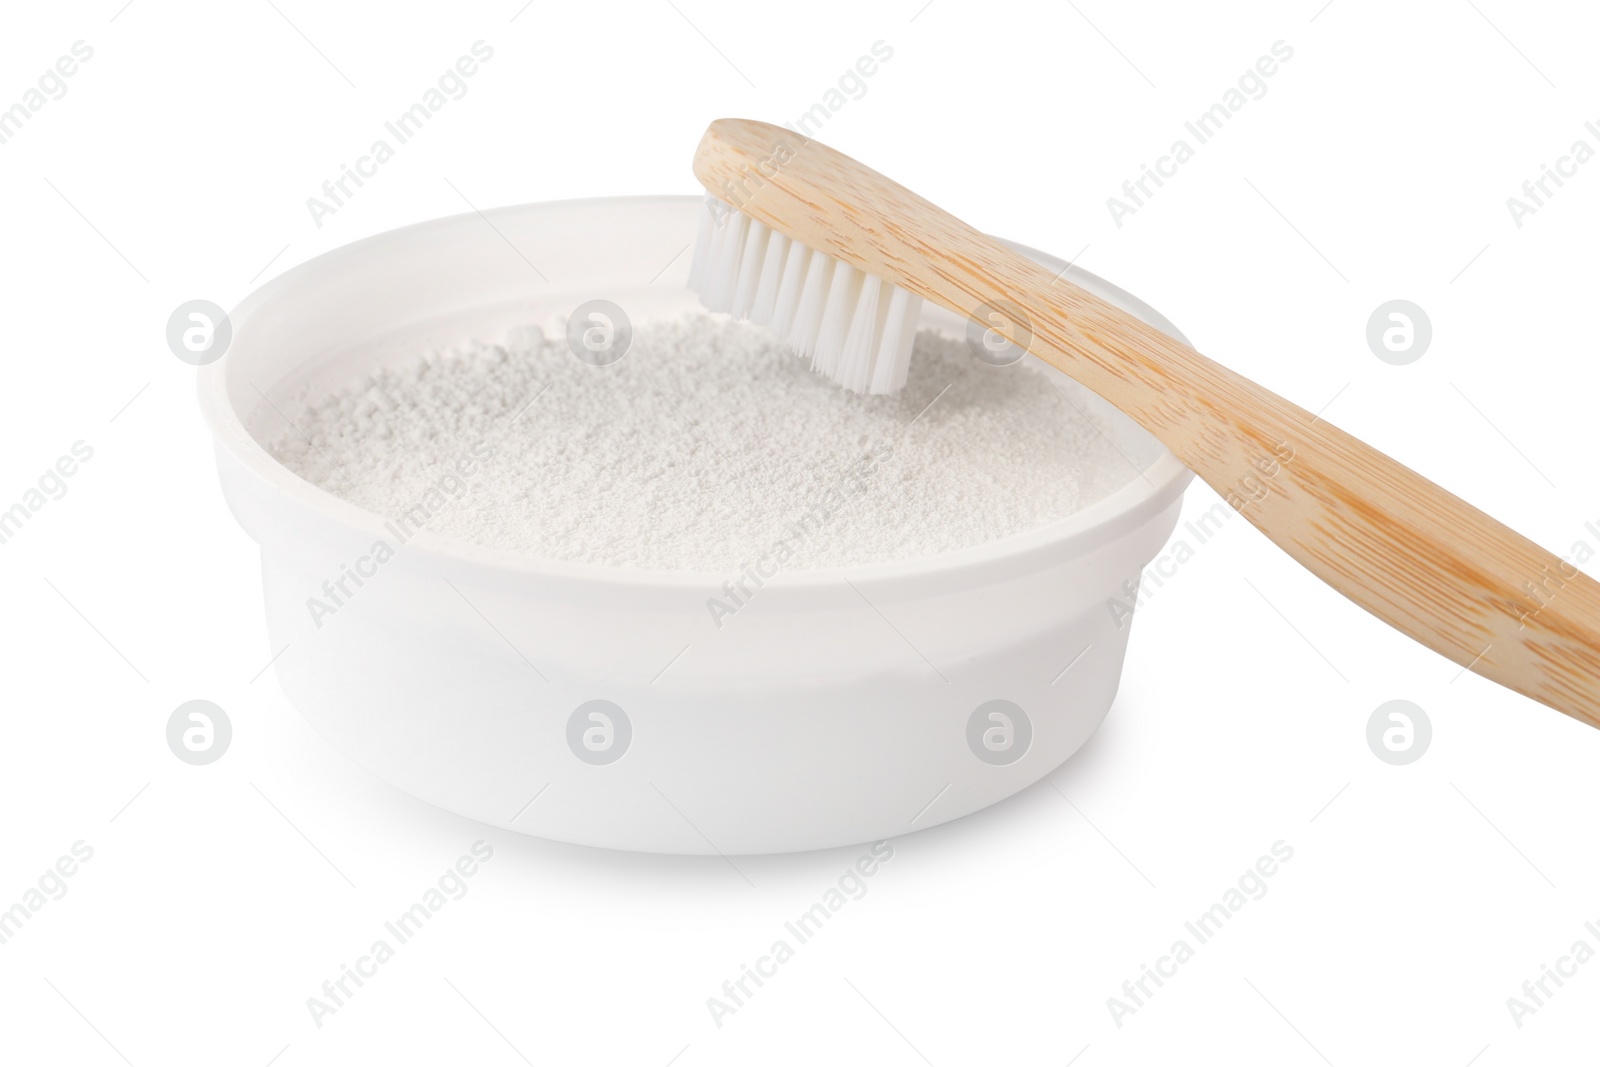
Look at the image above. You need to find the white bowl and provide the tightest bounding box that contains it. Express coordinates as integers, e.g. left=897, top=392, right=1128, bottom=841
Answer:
left=199, top=196, right=1192, bottom=854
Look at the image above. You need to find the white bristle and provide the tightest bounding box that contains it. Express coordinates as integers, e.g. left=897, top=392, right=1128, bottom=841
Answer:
left=730, top=219, right=770, bottom=318
left=840, top=274, right=886, bottom=393
left=686, top=196, right=923, bottom=395
left=791, top=252, right=834, bottom=358
left=872, top=286, right=920, bottom=394
left=749, top=230, right=789, bottom=324
left=769, top=240, right=811, bottom=337
left=814, top=263, right=861, bottom=380
left=687, top=200, right=716, bottom=293
left=703, top=208, right=749, bottom=313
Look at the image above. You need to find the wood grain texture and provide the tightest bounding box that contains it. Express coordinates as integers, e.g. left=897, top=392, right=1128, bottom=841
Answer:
left=694, top=117, right=1600, bottom=728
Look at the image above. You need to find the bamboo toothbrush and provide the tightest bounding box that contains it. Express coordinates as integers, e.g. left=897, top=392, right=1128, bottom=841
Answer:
left=688, top=117, right=1600, bottom=728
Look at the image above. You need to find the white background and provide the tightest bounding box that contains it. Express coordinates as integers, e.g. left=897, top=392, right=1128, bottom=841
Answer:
left=3, top=0, right=1599, bottom=1063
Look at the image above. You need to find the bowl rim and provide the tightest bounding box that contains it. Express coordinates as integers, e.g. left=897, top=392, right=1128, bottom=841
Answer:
left=197, top=194, right=1194, bottom=591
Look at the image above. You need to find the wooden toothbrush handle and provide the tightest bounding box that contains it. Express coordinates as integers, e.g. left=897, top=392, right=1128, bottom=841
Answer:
left=1066, top=328, right=1600, bottom=728
left=1012, top=294, right=1600, bottom=730
left=695, top=118, right=1600, bottom=727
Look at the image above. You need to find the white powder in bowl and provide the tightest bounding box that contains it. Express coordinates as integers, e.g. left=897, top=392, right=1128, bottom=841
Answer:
left=268, top=314, right=1143, bottom=570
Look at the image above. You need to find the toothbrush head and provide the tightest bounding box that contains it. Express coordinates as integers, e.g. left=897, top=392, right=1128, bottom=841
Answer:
left=687, top=194, right=923, bottom=394
left=689, top=118, right=948, bottom=394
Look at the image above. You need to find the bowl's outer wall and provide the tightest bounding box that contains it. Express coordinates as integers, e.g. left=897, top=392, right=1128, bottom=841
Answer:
left=207, top=197, right=1193, bottom=853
